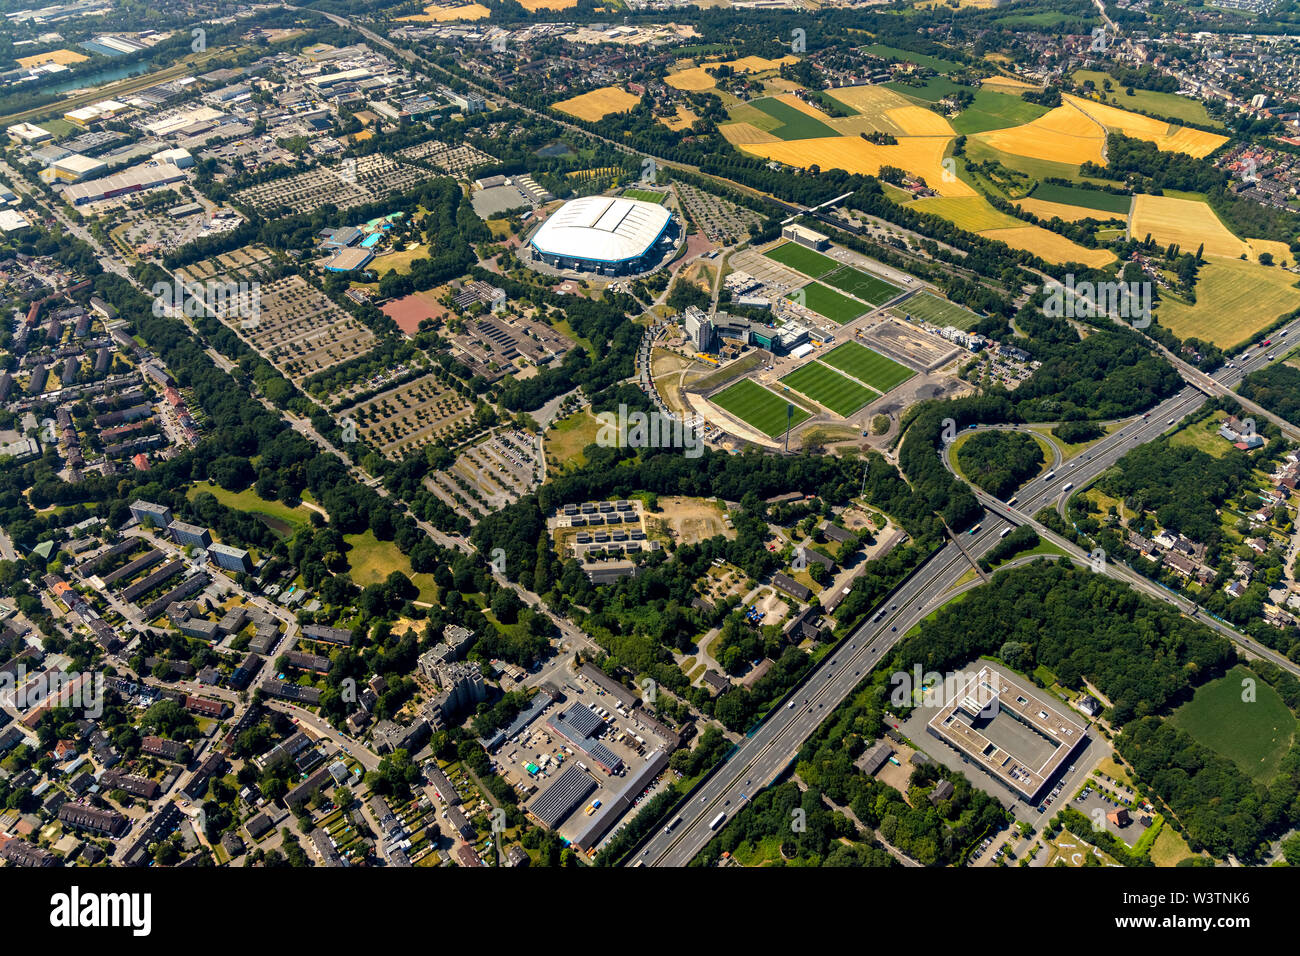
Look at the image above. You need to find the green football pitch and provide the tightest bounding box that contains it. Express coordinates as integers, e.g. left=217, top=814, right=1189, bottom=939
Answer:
left=711, top=379, right=811, bottom=437
left=764, top=241, right=837, bottom=278
left=789, top=282, right=867, bottom=324
left=779, top=362, right=878, bottom=416
left=821, top=341, right=915, bottom=392
left=894, top=291, right=982, bottom=330
left=823, top=265, right=900, bottom=306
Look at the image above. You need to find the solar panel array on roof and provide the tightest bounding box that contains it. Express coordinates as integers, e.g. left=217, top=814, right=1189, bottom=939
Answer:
left=529, top=764, right=597, bottom=828
left=558, top=704, right=603, bottom=738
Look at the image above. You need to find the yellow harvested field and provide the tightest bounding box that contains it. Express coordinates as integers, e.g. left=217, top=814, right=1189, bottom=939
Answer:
left=972, top=104, right=1105, bottom=165
left=719, top=122, right=779, bottom=145
left=398, top=2, right=490, bottom=21
left=659, top=106, right=701, bottom=132
left=825, top=84, right=915, bottom=115
left=518, top=0, right=577, bottom=8
left=1154, top=258, right=1300, bottom=346
left=1016, top=197, right=1127, bottom=222
left=981, top=75, right=1038, bottom=92
left=665, top=55, right=797, bottom=91
left=979, top=225, right=1117, bottom=267
left=907, top=196, right=1021, bottom=232
left=16, top=48, right=88, bottom=68
left=1247, top=238, right=1294, bottom=265
left=1130, top=194, right=1248, bottom=259
left=886, top=105, right=954, bottom=136
left=1064, top=94, right=1227, bottom=158
left=740, top=135, right=976, bottom=198
left=554, top=85, right=641, bottom=121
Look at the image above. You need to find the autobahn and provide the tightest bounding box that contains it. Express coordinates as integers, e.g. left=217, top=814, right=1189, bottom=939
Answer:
left=634, top=517, right=1013, bottom=867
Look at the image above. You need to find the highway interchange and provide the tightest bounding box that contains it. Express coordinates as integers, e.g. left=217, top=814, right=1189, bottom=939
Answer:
left=632, top=313, right=1300, bottom=867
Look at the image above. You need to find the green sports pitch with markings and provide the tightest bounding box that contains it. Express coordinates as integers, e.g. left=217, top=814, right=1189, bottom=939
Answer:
left=820, top=341, right=915, bottom=392
left=711, top=379, right=811, bottom=437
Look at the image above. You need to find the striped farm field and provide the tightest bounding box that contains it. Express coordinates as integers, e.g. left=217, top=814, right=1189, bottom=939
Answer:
left=1017, top=197, right=1122, bottom=223
left=971, top=103, right=1105, bottom=166
left=746, top=96, right=839, bottom=140
left=739, top=135, right=977, bottom=199
left=1063, top=94, right=1228, bottom=159
left=821, top=341, right=915, bottom=392
left=822, top=265, right=900, bottom=306
left=978, top=225, right=1116, bottom=267
left=1153, top=258, right=1300, bottom=347
left=764, top=241, right=837, bottom=277
left=711, top=379, right=811, bottom=437
left=553, top=86, right=641, bottom=121
left=894, top=291, right=982, bottom=330
left=1028, top=182, right=1131, bottom=215
left=790, top=282, right=868, bottom=324
left=906, top=195, right=1022, bottom=232
left=780, top=362, right=878, bottom=416
left=719, top=122, right=779, bottom=146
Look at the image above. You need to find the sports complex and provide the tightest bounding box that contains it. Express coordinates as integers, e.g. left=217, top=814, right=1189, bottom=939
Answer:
left=528, top=196, right=679, bottom=276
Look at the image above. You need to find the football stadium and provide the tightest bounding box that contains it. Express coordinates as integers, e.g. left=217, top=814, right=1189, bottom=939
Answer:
left=528, top=196, right=678, bottom=275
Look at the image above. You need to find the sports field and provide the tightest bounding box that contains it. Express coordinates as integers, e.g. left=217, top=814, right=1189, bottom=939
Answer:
left=553, top=85, right=641, bottom=121
left=746, top=96, right=838, bottom=140
left=623, top=189, right=665, bottom=203
left=821, top=340, right=915, bottom=392
left=791, top=283, right=867, bottom=324
left=711, top=379, right=811, bottom=437
left=1169, top=665, right=1297, bottom=783
left=895, top=291, right=982, bottom=330
left=780, top=362, right=878, bottom=416
left=1153, top=258, right=1300, bottom=347
left=765, top=241, right=836, bottom=277
left=822, top=265, right=899, bottom=305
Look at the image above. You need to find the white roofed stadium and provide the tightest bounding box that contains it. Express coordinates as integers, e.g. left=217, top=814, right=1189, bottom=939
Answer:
left=528, top=196, right=677, bottom=275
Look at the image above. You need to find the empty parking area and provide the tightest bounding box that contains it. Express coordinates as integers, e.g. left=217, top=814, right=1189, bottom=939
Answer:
left=425, top=429, right=540, bottom=520
left=820, top=340, right=916, bottom=392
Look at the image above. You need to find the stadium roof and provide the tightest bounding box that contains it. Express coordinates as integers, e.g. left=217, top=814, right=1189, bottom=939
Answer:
left=530, top=196, right=672, bottom=264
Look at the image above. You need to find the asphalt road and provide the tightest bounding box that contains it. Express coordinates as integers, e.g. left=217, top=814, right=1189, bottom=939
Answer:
left=635, top=517, right=1011, bottom=867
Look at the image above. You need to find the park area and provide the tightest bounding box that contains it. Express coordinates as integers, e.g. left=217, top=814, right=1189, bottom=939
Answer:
left=820, top=341, right=915, bottom=392
left=1169, top=664, right=1297, bottom=783
left=711, top=379, right=811, bottom=438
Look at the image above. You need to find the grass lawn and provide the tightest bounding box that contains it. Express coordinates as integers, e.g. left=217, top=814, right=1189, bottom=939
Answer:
left=894, top=291, right=982, bottom=330
left=366, top=243, right=431, bottom=275
left=950, top=89, right=1050, bottom=135
left=886, top=76, right=966, bottom=103
left=343, top=529, right=439, bottom=603
left=1150, top=824, right=1197, bottom=866
left=1029, top=182, right=1132, bottom=215
left=780, top=362, right=878, bottom=416
left=623, top=188, right=665, bottom=203
left=1167, top=415, right=1234, bottom=459
left=545, top=410, right=601, bottom=472
left=747, top=97, right=838, bottom=139
left=712, top=379, right=812, bottom=438
left=822, top=265, right=899, bottom=306
left=1169, top=664, right=1297, bottom=783
left=764, top=240, right=838, bottom=278
left=693, top=351, right=766, bottom=391
left=820, top=340, right=915, bottom=392
left=791, top=282, right=867, bottom=324
left=187, top=483, right=315, bottom=537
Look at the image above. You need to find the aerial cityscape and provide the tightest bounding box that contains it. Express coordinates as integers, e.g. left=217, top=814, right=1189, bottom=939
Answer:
left=0, top=0, right=1296, bottom=918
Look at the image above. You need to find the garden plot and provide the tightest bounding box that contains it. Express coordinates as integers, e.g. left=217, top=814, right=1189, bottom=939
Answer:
left=351, top=372, right=476, bottom=460
left=238, top=275, right=377, bottom=385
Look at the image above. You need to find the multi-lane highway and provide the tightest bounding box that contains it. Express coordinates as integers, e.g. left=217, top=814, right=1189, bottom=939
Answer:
left=634, top=518, right=1012, bottom=866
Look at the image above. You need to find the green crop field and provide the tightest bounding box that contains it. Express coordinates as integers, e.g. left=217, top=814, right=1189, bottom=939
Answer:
left=747, top=97, right=838, bottom=140
left=950, top=89, right=1050, bottom=135
left=790, top=282, right=868, bottom=324
left=711, top=379, right=811, bottom=437
left=1072, top=70, right=1222, bottom=127
left=622, top=188, right=665, bottom=203
left=1029, top=182, right=1132, bottom=215
left=764, top=240, right=837, bottom=277
left=779, top=362, right=877, bottom=416
left=894, top=291, right=982, bottom=330
left=885, top=76, right=965, bottom=103
left=864, top=43, right=961, bottom=74
left=1169, top=665, right=1297, bottom=783
left=823, top=265, right=900, bottom=306
left=821, top=340, right=915, bottom=392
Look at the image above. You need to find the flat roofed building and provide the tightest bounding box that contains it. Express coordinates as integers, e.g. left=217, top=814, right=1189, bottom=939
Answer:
left=926, top=665, right=1086, bottom=803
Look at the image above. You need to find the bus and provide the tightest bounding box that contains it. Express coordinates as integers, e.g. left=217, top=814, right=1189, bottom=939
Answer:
left=1044, top=471, right=1056, bottom=482
left=999, top=527, right=1012, bottom=538
left=968, top=523, right=982, bottom=536
left=709, top=811, right=727, bottom=830
left=1062, top=482, right=1074, bottom=492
